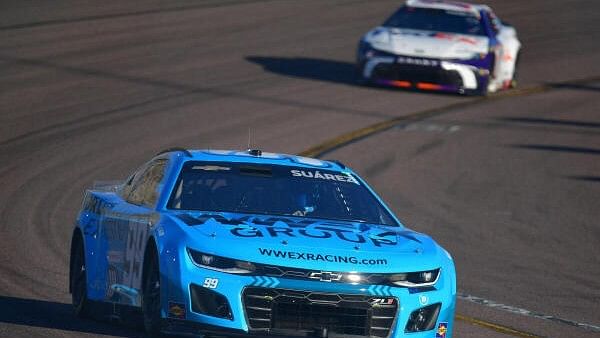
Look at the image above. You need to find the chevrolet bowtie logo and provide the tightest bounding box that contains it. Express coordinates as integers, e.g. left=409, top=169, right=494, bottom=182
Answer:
left=308, top=271, right=343, bottom=282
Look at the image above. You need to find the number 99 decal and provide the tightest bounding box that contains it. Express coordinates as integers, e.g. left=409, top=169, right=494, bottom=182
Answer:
left=203, top=278, right=219, bottom=289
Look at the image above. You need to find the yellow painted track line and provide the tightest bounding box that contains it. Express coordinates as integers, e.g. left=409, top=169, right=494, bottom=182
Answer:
left=299, top=76, right=600, bottom=158
left=456, top=314, right=541, bottom=338
left=297, top=77, right=600, bottom=337
left=298, top=99, right=480, bottom=157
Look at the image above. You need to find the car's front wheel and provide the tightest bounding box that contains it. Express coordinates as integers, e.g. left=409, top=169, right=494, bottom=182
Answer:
left=70, top=233, right=93, bottom=318
left=355, top=61, right=373, bottom=86
left=142, top=248, right=163, bottom=338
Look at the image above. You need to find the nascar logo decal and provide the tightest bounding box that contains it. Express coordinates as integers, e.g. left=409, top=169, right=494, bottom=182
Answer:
left=168, top=302, right=186, bottom=319
left=436, top=322, right=448, bottom=338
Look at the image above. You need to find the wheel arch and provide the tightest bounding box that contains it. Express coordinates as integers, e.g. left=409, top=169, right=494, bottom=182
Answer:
left=502, top=36, right=521, bottom=78
left=141, top=236, right=159, bottom=291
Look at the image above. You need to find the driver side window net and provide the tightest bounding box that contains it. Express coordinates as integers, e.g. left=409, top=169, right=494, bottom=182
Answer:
left=125, top=159, right=167, bottom=207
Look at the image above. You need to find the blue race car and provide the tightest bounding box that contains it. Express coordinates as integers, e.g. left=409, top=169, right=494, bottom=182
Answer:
left=70, top=148, right=456, bottom=338
left=356, top=0, right=521, bottom=95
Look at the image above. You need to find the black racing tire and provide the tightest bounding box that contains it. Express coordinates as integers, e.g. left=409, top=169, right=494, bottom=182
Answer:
left=465, top=83, right=488, bottom=97
left=477, top=85, right=489, bottom=96
left=142, top=248, right=163, bottom=338
left=70, top=232, right=93, bottom=318
left=510, top=52, right=521, bottom=89
left=355, top=62, right=372, bottom=86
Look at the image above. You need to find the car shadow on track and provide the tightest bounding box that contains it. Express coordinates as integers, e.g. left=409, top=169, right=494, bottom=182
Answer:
left=0, top=295, right=143, bottom=337
left=0, top=295, right=268, bottom=338
left=246, top=56, right=358, bottom=85
left=245, top=56, right=463, bottom=97
left=498, top=117, right=600, bottom=129
left=566, top=175, right=600, bottom=183
left=510, top=144, right=600, bottom=155
left=509, top=144, right=600, bottom=184
left=548, top=82, right=600, bottom=92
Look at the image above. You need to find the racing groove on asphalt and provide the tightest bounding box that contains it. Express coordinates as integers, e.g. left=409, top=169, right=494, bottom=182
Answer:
left=1, top=1, right=599, bottom=338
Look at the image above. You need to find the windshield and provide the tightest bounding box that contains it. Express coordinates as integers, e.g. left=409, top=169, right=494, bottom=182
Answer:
left=383, top=6, right=486, bottom=36
left=168, top=162, right=399, bottom=227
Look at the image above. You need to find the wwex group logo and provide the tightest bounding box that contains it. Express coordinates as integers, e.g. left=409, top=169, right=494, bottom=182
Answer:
left=177, top=213, right=419, bottom=248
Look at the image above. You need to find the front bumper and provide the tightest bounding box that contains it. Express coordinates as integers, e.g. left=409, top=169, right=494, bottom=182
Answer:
left=357, top=46, right=491, bottom=94
left=163, top=256, right=456, bottom=338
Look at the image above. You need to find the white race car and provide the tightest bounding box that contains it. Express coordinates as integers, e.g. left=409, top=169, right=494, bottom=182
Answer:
left=357, top=0, right=521, bottom=95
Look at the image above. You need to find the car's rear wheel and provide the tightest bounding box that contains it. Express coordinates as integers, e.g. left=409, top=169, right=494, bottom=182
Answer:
left=510, top=52, right=521, bottom=88
left=70, top=233, right=93, bottom=318
left=142, top=248, right=163, bottom=338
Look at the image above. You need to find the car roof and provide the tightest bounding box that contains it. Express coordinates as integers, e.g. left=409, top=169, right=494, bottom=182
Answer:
left=164, top=149, right=349, bottom=172
left=406, top=0, right=491, bottom=17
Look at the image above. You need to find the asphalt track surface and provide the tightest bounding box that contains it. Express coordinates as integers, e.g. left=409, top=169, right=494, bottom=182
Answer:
left=0, top=1, right=599, bottom=337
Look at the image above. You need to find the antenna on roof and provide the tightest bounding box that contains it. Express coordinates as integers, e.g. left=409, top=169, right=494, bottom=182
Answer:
left=247, top=127, right=252, bottom=150
left=246, top=127, right=262, bottom=156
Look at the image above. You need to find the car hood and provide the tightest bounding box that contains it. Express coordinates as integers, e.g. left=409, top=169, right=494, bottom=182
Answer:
left=169, top=212, right=446, bottom=273
left=364, top=26, right=489, bottom=59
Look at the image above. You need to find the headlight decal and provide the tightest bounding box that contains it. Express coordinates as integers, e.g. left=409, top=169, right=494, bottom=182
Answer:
left=188, top=249, right=257, bottom=274
left=389, top=268, right=441, bottom=287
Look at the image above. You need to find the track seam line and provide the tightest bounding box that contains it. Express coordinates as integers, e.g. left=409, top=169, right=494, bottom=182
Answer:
left=459, top=293, right=600, bottom=333
left=0, top=0, right=277, bottom=31
left=298, top=76, right=600, bottom=337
